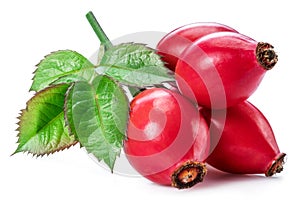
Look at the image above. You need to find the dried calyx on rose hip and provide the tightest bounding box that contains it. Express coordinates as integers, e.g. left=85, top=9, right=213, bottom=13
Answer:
left=156, top=22, right=237, bottom=71
left=124, top=88, right=210, bottom=189
left=204, top=101, right=286, bottom=176
left=175, top=31, right=278, bottom=109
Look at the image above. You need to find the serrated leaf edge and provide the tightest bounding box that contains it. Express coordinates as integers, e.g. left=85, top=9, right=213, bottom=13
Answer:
left=92, top=75, right=130, bottom=152
left=13, top=83, right=78, bottom=156
left=30, top=50, right=95, bottom=92
left=68, top=76, right=130, bottom=170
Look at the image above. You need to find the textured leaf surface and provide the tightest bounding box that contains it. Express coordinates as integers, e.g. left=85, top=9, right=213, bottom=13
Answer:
left=14, top=84, right=77, bottom=155
left=98, top=43, right=174, bottom=87
left=65, top=76, right=129, bottom=170
left=31, top=50, right=95, bottom=92
left=64, top=84, right=77, bottom=140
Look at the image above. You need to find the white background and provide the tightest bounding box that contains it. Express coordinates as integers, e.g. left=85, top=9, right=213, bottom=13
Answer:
left=1, top=0, right=299, bottom=205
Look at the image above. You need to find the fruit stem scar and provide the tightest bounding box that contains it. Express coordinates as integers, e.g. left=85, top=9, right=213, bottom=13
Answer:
left=265, top=153, right=286, bottom=177
left=256, top=42, right=278, bottom=70
left=171, top=161, right=207, bottom=189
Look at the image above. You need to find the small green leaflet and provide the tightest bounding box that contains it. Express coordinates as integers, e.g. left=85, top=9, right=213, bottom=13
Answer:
left=30, top=50, right=95, bottom=92
left=98, top=43, right=175, bottom=87
left=65, top=75, right=129, bottom=171
left=14, top=84, right=77, bottom=156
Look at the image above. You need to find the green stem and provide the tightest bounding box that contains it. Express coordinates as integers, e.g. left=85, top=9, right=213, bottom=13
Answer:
left=86, top=11, right=113, bottom=49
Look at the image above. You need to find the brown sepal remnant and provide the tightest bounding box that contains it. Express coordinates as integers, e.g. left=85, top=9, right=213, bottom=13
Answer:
left=256, top=42, right=278, bottom=70
left=171, top=160, right=207, bottom=189
left=265, top=153, right=286, bottom=177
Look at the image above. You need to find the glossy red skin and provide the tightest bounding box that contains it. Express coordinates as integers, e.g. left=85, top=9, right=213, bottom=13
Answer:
left=205, top=101, right=282, bottom=174
left=156, top=22, right=237, bottom=71
left=124, top=88, right=209, bottom=185
left=176, top=32, right=266, bottom=109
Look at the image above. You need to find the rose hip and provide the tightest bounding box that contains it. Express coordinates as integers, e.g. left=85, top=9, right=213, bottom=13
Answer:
left=205, top=101, right=286, bottom=176
left=175, top=31, right=278, bottom=108
left=124, top=88, right=209, bottom=189
left=156, top=22, right=237, bottom=71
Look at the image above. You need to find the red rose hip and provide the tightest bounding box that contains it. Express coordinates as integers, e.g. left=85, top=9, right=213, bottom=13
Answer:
left=176, top=32, right=278, bottom=108
left=156, top=22, right=237, bottom=71
left=205, top=101, right=286, bottom=176
left=124, top=88, right=210, bottom=189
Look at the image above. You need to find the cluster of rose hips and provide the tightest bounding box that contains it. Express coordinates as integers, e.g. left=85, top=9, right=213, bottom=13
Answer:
left=124, top=23, right=286, bottom=189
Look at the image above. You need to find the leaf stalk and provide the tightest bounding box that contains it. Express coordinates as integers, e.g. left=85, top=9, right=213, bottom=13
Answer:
left=86, top=11, right=113, bottom=49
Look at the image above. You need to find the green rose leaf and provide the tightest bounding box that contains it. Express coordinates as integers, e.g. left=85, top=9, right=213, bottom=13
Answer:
left=65, top=75, right=129, bottom=171
left=31, top=50, right=95, bottom=92
left=98, top=43, right=175, bottom=87
left=13, top=84, right=77, bottom=156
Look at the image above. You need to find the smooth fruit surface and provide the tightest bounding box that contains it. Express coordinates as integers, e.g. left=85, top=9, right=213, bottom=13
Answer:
left=175, top=32, right=278, bottom=108
left=156, top=22, right=237, bottom=71
left=205, top=101, right=285, bottom=176
left=124, top=88, right=209, bottom=188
